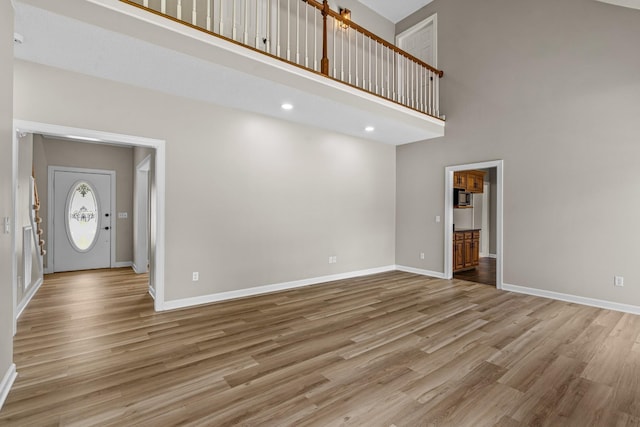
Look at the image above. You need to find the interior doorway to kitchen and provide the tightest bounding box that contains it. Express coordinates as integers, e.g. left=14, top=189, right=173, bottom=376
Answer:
left=444, top=160, right=503, bottom=289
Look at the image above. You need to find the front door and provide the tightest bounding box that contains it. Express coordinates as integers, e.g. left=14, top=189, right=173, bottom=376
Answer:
left=52, top=169, right=113, bottom=272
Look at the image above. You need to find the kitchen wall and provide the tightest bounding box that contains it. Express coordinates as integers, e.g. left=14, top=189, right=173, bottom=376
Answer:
left=396, top=0, right=640, bottom=305
left=32, top=135, right=134, bottom=267
left=14, top=60, right=396, bottom=302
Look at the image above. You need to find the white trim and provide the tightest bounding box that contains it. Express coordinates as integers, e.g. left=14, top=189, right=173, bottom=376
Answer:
left=395, top=265, right=445, bottom=279
left=0, top=364, right=17, bottom=411
left=396, top=13, right=438, bottom=68
left=502, top=283, right=640, bottom=316
left=162, top=266, right=396, bottom=311
left=16, top=277, right=42, bottom=319
left=47, top=166, right=117, bottom=271
left=113, top=261, right=132, bottom=268
left=13, top=120, right=166, bottom=314
left=487, top=253, right=497, bottom=259
left=444, top=160, right=504, bottom=290
left=148, top=284, right=156, bottom=300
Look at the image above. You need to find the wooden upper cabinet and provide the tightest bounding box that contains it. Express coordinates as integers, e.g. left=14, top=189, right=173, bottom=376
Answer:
left=454, top=170, right=485, bottom=193
left=453, top=172, right=467, bottom=190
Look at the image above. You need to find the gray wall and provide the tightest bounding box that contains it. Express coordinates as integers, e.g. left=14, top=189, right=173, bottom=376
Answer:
left=15, top=60, right=396, bottom=302
left=32, top=135, right=134, bottom=267
left=396, top=0, right=640, bottom=304
left=0, top=0, right=14, bottom=398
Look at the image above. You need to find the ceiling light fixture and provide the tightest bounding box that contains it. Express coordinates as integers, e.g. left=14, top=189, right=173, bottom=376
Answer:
left=281, top=103, right=294, bottom=110
left=365, top=126, right=375, bottom=132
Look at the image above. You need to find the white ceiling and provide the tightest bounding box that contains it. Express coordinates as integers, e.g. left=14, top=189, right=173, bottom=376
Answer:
left=13, top=0, right=443, bottom=145
left=357, top=0, right=434, bottom=23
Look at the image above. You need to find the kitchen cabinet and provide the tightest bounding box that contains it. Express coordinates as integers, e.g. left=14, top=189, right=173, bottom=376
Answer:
left=453, top=170, right=485, bottom=193
left=453, top=229, right=480, bottom=272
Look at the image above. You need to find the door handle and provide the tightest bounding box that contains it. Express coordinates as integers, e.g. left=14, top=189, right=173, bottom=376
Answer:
left=104, top=226, right=110, bottom=230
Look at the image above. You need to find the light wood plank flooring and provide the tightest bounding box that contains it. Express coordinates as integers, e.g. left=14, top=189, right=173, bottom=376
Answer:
left=1, top=269, right=640, bottom=426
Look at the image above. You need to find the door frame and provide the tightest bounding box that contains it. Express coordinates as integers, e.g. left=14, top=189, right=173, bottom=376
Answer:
left=396, top=13, right=438, bottom=68
left=12, top=120, right=167, bottom=328
left=444, top=160, right=504, bottom=289
left=47, top=166, right=116, bottom=273
left=133, top=155, right=151, bottom=275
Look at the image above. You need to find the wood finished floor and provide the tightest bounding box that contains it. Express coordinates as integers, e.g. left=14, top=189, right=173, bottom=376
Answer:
left=1, top=269, right=640, bottom=426
left=454, top=257, right=496, bottom=286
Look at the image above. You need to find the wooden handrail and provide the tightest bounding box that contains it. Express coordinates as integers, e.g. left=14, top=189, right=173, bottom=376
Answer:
left=304, top=0, right=444, bottom=77
left=119, top=0, right=444, bottom=119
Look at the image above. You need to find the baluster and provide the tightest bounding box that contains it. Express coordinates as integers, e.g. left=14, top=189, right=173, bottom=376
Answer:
left=313, top=9, right=317, bottom=70
left=219, top=0, right=224, bottom=36
left=429, top=71, right=433, bottom=114
left=192, top=0, right=197, bottom=24
left=286, top=0, right=291, bottom=60
left=241, top=0, right=247, bottom=43
left=355, top=31, right=358, bottom=87
left=161, top=0, right=166, bottom=14
left=362, top=35, right=366, bottom=89
left=296, top=0, right=300, bottom=64
left=267, top=0, right=272, bottom=53
left=340, top=20, right=344, bottom=81
left=304, top=2, right=308, bottom=67
left=380, top=45, right=384, bottom=96
left=255, top=0, right=259, bottom=48
left=177, top=0, right=182, bottom=20
left=373, top=42, right=379, bottom=93
left=206, top=0, right=212, bottom=31
left=368, top=36, right=372, bottom=91
left=435, top=72, right=440, bottom=117
left=332, top=18, right=337, bottom=77
left=276, top=0, right=281, bottom=56
left=143, top=0, right=148, bottom=7
left=232, top=0, right=237, bottom=40
left=348, top=28, right=352, bottom=84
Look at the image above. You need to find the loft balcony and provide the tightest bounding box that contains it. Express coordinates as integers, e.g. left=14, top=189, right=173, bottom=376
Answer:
left=14, top=0, right=445, bottom=144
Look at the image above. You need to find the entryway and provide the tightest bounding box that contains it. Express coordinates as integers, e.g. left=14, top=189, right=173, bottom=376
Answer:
left=50, top=168, right=114, bottom=272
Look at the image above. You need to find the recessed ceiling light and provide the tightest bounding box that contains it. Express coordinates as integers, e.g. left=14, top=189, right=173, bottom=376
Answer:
left=281, top=103, right=294, bottom=110
left=365, top=126, right=375, bottom=132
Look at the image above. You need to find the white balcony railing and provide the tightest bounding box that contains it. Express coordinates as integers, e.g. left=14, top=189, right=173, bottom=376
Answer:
left=125, top=0, right=444, bottom=119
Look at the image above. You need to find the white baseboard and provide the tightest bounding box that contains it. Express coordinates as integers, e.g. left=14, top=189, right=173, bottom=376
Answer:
left=502, top=283, right=640, bottom=315
left=113, top=261, right=133, bottom=268
left=487, top=253, right=497, bottom=259
left=395, top=265, right=446, bottom=279
left=132, top=263, right=148, bottom=274
left=0, top=364, right=17, bottom=411
left=16, top=277, right=43, bottom=319
left=148, top=285, right=156, bottom=300
left=161, top=265, right=396, bottom=311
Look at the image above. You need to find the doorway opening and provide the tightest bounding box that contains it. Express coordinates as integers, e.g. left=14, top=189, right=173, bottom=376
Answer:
left=12, top=121, right=166, bottom=333
left=444, top=160, right=503, bottom=289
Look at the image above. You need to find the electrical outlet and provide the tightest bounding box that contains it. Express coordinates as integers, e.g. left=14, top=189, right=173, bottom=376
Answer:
left=614, top=276, right=624, bottom=287
left=192, top=272, right=199, bottom=281
left=118, top=212, right=128, bottom=219
left=328, top=256, right=337, bottom=264
left=435, top=216, right=441, bottom=223
left=420, top=252, right=425, bottom=260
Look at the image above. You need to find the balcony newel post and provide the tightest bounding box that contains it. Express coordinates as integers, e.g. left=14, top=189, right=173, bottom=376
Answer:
left=321, top=0, right=329, bottom=76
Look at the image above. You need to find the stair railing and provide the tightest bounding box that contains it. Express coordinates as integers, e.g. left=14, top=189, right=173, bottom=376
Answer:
left=121, top=0, right=444, bottom=119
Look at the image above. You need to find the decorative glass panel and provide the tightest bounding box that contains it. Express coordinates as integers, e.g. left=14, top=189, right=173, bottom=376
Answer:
left=67, top=181, right=99, bottom=251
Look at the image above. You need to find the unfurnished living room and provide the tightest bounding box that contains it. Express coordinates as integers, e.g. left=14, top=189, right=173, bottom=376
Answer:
left=1, top=0, right=639, bottom=425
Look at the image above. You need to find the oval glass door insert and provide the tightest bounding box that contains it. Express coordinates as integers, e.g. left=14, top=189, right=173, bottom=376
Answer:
left=66, top=181, right=99, bottom=252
